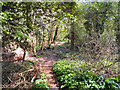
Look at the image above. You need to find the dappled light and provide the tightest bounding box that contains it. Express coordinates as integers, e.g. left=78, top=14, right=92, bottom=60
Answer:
left=1, top=1, right=120, bottom=89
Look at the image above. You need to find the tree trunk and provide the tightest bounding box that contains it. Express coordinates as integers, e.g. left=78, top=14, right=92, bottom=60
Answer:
left=39, top=31, right=41, bottom=47
left=22, top=3, right=30, bottom=61
left=53, top=26, right=58, bottom=43
left=70, top=24, right=75, bottom=50
left=117, top=1, right=120, bottom=74
left=23, top=48, right=26, bottom=60
left=48, top=33, right=51, bottom=47
left=41, top=26, right=45, bottom=51
left=48, top=22, right=55, bottom=47
left=22, top=39, right=28, bottom=60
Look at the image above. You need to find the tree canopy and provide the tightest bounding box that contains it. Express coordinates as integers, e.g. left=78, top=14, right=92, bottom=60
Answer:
left=1, top=1, right=120, bottom=89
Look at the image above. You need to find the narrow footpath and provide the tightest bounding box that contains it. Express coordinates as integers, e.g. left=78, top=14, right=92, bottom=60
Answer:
left=39, top=50, right=59, bottom=89
left=27, top=41, right=65, bottom=89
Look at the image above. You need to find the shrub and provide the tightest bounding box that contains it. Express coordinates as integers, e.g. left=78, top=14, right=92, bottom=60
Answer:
left=53, top=60, right=120, bottom=89
left=33, top=73, right=49, bottom=89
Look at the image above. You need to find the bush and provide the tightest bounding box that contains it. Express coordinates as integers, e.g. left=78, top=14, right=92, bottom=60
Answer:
left=53, top=60, right=120, bottom=89
left=33, top=73, right=49, bottom=89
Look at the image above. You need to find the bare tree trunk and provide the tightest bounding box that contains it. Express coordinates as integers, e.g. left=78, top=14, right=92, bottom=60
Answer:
left=48, top=22, right=55, bottom=48
left=22, top=3, right=30, bottom=60
left=22, top=39, right=28, bottom=60
left=23, top=48, right=26, bottom=60
left=53, top=26, right=59, bottom=44
left=41, top=26, right=45, bottom=51
left=39, top=31, right=41, bottom=47
left=70, top=24, right=75, bottom=50
left=48, top=33, right=51, bottom=47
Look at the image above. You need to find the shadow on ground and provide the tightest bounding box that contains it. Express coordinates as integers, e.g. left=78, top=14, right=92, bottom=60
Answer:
left=36, top=42, right=80, bottom=61
left=2, top=60, right=39, bottom=88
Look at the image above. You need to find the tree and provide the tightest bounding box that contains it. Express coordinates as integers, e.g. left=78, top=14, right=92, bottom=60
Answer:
left=1, top=2, right=34, bottom=60
left=84, top=2, right=113, bottom=38
left=115, top=1, right=120, bottom=74
left=53, top=25, right=59, bottom=44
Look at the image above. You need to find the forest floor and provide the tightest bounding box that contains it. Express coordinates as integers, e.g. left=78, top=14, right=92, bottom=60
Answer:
left=2, top=41, right=118, bottom=89
left=2, top=41, right=67, bottom=89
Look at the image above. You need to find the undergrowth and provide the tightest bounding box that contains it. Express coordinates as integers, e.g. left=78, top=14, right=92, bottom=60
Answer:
left=53, top=60, right=120, bottom=89
left=33, top=73, right=49, bottom=89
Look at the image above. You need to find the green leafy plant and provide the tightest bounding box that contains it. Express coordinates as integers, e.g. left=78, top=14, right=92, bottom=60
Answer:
left=33, top=73, right=49, bottom=89
left=53, top=60, right=120, bottom=89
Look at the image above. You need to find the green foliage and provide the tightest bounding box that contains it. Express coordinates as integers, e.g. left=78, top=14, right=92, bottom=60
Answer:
left=1, top=1, right=120, bottom=89
left=53, top=60, right=120, bottom=89
left=34, top=73, right=49, bottom=89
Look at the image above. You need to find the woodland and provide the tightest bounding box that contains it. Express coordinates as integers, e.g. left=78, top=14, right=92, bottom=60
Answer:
left=0, top=1, right=120, bottom=89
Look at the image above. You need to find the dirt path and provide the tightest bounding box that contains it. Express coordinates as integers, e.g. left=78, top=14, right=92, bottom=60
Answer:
left=38, top=41, right=66, bottom=89
left=39, top=50, right=59, bottom=89
left=25, top=50, right=60, bottom=89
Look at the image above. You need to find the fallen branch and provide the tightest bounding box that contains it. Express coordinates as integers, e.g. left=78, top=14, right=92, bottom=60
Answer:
left=0, top=59, right=35, bottom=65
left=12, top=81, right=31, bottom=88
left=31, top=75, right=36, bottom=83
left=13, top=81, right=24, bottom=88
left=0, top=59, right=23, bottom=63
left=7, top=77, right=13, bottom=83
left=17, top=69, right=34, bottom=75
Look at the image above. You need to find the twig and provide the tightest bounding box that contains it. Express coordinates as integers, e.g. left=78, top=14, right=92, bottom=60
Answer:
left=7, top=77, right=13, bottom=83
left=12, top=79, right=32, bottom=88
left=0, top=59, right=23, bottom=63
left=31, top=75, right=36, bottom=83
left=18, top=69, right=34, bottom=75
left=13, top=81, right=24, bottom=88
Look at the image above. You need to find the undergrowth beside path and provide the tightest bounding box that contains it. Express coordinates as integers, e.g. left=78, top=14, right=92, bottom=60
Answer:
left=2, top=41, right=120, bottom=89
